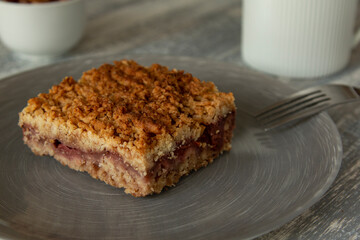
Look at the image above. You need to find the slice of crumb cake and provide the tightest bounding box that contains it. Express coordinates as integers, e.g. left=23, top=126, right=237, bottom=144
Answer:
left=18, top=60, right=236, bottom=197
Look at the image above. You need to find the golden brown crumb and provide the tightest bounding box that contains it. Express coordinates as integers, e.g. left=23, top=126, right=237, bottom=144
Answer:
left=23, top=60, right=235, bottom=153
left=19, top=59, right=236, bottom=196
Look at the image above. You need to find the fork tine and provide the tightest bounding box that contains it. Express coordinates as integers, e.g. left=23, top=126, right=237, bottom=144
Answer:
left=256, top=92, right=329, bottom=121
left=262, top=104, right=329, bottom=130
left=255, top=89, right=322, bottom=118
left=261, top=101, right=331, bottom=129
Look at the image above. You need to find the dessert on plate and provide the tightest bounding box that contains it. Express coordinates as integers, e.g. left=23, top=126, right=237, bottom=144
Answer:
left=19, top=60, right=236, bottom=196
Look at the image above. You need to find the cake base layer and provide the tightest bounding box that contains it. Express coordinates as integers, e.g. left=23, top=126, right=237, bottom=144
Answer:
left=21, top=112, right=235, bottom=197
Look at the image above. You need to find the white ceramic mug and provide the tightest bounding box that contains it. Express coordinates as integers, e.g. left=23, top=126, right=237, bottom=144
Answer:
left=0, top=0, right=85, bottom=57
left=242, top=0, right=360, bottom=78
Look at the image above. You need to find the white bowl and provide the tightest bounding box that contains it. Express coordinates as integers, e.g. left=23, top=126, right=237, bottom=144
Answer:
left=0, top=0, right=85, bottom=57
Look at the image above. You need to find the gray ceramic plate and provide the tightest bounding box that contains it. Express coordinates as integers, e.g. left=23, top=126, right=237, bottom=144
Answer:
left=0, top=55, right=342, bottom=240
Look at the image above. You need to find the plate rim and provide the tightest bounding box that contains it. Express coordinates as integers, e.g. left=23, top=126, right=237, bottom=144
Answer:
left=0, top=54, right=343, bottom=240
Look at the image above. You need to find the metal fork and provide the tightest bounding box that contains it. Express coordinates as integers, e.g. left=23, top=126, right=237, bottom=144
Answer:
left=254, top=84, right=360, bottom=130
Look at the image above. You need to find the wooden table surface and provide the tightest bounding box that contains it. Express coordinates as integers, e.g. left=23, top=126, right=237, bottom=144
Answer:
left=0, top=0, right=359, bottom=239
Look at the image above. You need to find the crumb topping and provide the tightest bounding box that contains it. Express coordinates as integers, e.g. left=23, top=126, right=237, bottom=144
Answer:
left=24, top=60, right=235, bottom=151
